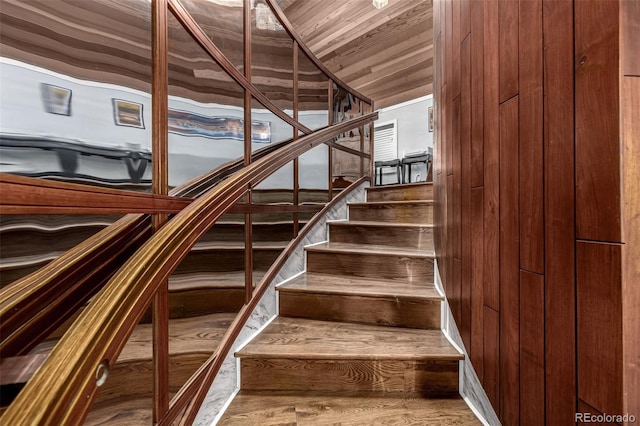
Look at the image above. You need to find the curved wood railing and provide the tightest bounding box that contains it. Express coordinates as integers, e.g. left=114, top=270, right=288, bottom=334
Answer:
left=1, top=0, right=377, bottom=423
left=1, top=112, right=376, bottom=426
left=0, top=137, right=292, bottom=358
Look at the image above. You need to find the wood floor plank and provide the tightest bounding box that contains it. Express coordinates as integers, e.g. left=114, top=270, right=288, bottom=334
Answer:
left=278, top=272, right=440, bottom=300
left=219, top=391, right=481, bottom=425
left=235, top=318, right=462, bottom=361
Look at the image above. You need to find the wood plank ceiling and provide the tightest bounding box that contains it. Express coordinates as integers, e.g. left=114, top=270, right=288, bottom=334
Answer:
left=276, top=0, right=434, bottom=108
left=0, top=0, right=432, bottom=111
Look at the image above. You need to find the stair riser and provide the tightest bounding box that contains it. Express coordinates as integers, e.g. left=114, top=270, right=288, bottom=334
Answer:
left=239, top=358, right=459, bottom=397
left=348, top=204, right=433, bottom=224
left=366, top=185, right=433, bottom=202
left=329, top=224, right=433, bottom=249
left=278, top=292, right=441, bottom=329
left=306, top=251, right=434, bottom=281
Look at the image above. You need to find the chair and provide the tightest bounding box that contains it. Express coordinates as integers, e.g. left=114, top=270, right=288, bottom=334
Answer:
left=374, top=159, right=402, bottom=186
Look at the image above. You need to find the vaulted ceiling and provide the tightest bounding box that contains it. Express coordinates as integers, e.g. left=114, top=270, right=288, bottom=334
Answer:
left=0, top=0, right=432, bottom=111
left=277, top=0, right=433, bottom=108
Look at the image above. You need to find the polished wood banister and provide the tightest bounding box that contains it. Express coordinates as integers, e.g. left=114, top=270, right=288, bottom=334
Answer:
left=1, top=112, right=376, bottom=426
left=175, top=175, right=369, bottom=425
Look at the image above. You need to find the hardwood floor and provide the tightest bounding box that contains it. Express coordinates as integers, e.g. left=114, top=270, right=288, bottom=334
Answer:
left=219, top=183, right=481, bottom=425
left=219, top=391, right=481, bottom=426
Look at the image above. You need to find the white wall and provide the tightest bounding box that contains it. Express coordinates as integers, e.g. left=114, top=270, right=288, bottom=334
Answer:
left=376, top=94, right=433, bottom=157
left=375, top=95, right=433, bottom=183
left=0, top=57, right=329, bottom=188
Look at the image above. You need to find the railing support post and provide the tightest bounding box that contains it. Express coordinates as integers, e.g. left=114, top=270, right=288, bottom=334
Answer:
left=151, top=0, right=170, bottom=422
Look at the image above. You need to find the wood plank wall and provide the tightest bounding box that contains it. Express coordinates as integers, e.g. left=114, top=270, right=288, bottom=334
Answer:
left=432, top=0, right=639, bottom=424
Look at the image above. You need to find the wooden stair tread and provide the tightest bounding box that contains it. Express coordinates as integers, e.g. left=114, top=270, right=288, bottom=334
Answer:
left=219, top=390, right=481, bottom=425
left=117, top=312, right=234, bottom=363
left=329, top=220, right=435, bottom=229
left=235, top=317, right=463, bottom=361
left=306, top=241, right=436, bottom=258
left=278, top=272, right=441, bottom=300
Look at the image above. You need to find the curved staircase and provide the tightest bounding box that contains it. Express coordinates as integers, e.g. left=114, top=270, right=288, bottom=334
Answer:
left=218, top=183, right=482, bottom=425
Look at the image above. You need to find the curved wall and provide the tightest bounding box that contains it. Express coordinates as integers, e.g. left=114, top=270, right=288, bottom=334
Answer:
left=432, top=0, right=639, bottom=425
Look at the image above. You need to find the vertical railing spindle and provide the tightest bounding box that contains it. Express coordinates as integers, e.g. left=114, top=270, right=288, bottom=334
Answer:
left=243, top=0, right=253, bottom=303
left=151, top=0, right=170, bottom=421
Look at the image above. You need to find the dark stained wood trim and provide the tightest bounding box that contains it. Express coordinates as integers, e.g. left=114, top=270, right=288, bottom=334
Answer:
left=518, top=0, right=544, bottom=274
left=575, top=0, right=621, bottom=242
left=520, top=270, right=545, bottom=426
left=470, top=187, right=484, bottom=380
left=470, top=0, right=484, bottom=188
left=499, top=95, right=519, bottom=425
left=151, top=0, right=170, bottom=420
left=577, top=241, right=623, bottom=415
left=543, top=0, right=576, bottom=422
left=167, top=0, right=312, bottom=135
left=498, top=0, right=518, bottom=102
left=483, top=304, right=500, bottom=411
left=173, top=176, right=369, bottom=425
left=0, top=174, right=192, bottom=214
left=264, top=0, right=373, bottom=106
left=482, top=0, right=500, bottom=312
left=227, top=203, right=323, bottom=214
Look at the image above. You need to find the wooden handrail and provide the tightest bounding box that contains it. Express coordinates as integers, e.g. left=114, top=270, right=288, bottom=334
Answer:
left=172, top=176, right=369, bottom=425
left=1, top=112, right=376, bottom=425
